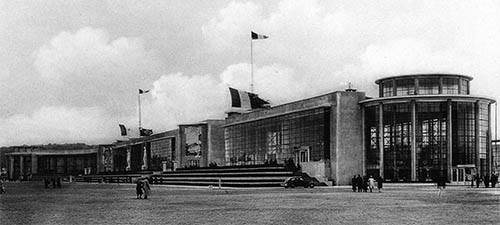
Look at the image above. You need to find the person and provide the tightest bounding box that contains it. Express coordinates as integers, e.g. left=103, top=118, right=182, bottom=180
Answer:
left=476, top=175, right=481, bottom=188
left=483, top=175, right=490, bottom=188
left=362, top=175, right=368, bottom=192
left=0, top=178, right=6, bottom=194
left=377, top=176, right=384, bottom=192
left=470, top=175, right=475, bottom=188
left=142, top=178, right=151, bottom=199
left=356, top=175, right=363, bottom=192
left=368, top=175, right=376, bottom=192
left=351, top=175, right=357, bottom=192
left=491, top=173, right=498, bottom=188
left=136, top=178, right=143, bottom=199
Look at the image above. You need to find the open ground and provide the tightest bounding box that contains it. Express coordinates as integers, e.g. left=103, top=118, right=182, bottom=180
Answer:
left=0, top=182, right=499, bottom=225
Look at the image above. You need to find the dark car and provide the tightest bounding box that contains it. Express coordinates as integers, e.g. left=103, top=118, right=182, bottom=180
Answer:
left=283, top=176, right=315, bottom=188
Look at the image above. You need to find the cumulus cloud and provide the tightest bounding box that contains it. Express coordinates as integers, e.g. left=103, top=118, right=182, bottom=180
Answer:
left=32, top=27, right=164, bottom=115
left=5, top=0, right=500, bottom=146
left=0, top=106, right=126, bottom=146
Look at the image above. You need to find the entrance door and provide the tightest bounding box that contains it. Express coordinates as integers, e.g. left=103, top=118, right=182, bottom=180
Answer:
left=452, top=168, right=465, bottom=185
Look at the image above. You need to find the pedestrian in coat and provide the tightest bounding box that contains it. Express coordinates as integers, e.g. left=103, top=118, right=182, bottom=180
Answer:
left=142, top=178, right=151, bottom=199
left=491, top=173, right=498, bottom=188
left=362, top=175, right=368, bottom=192
left=136, top=179, right=143, bottom=199
left=377, top=176, right=383, bottom=192
left=483, top=175, right=490, bottom=188
left=368, top=175, right=376, bottom=192
left=351, top=175, right=357, bottom=192
left=356, top=175, right=363, bottom=192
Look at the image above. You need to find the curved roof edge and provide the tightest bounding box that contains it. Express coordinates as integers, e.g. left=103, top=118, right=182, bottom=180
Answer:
left=360, top=94, right=496, bottom=106
left=374, top=74, right=473, bottom=84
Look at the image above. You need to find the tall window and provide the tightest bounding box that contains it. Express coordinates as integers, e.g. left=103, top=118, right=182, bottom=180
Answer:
left=383, top=103, right=412, bottom=181
left=460, top=79, right=470, bottom=95
left=364, top=106, right=380, bottom=176
left=416, top=102, right=447, bottom=181
left=382, top=81, right=393, bottom=97
left=442, top=78, right=459, bottom=94
left=225, top=108, right=329, bottom=166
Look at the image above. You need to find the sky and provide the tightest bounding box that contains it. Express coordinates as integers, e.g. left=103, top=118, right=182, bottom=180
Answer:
left=1, top=0, right=500, bottom=146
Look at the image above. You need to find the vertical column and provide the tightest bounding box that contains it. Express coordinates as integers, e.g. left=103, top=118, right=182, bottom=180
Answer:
left=447, top=99, right=453, bottom=181
left=439, top=77, right=443, bottom=94
left=19, top=155, right=24, bottom=180
left=414, top=77, right=419, bottom=95
left=475, top=101, right=481, bottom=176
left=378, top=103, right=384, bottom=178
left=488, top=103, right=492, bottom=175
left=126, top=147, right=131, bottom=171
left=361, top=106, right=366, bottom=175
left=411, top=100, right=417, bottom=181
left=31, top=154, right=38, bottom=174
left=458, top=78, right=462, bottom=94
left=9, top=156, right=14, bottom=180
left=142, top=144, right=148, bottom=170
left=392, top=79, right=396, bottom=96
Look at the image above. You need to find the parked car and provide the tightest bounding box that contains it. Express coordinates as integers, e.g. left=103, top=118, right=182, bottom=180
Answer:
left=283, top=176, right=315, bottom=188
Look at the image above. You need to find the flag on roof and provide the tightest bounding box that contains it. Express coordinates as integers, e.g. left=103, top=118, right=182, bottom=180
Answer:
left=229, top=87, right=270, bottom=109
left=139, top=89, right=150, bottom=94
left=251, top=31, right=268, bottom=40
left=139, top=127, right=153, bottom=136
left=119, top=124, right=127, bottom=136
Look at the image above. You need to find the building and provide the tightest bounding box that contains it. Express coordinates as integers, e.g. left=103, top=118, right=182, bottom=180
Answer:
left=361, top=74, right=495, bottom=183
left=225, top=74, right=496, bottom=185
left=3, top=144, right=109, bottom=180
left=225, top=90, right=366, bottom=185
left=1, top=74, right=496, bottom=186
left=110, top=119, right=225, bottom=172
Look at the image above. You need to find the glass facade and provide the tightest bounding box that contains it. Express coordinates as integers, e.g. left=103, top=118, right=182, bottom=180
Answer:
left=418, top=77, right=440, bottom=95
left=364, top=106, right=379, bottom=176
left=378, top=75, right=471, bottom=97
left=416, top=102, right=447, bottom=182
left=365, top=74, right=494, bottom=182
left=225, top=107, right=330, bottom=166
left=383, top=103, right=412, bottom=181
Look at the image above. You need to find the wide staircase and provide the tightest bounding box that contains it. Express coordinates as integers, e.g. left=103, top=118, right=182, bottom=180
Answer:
left=151, top=166, right=295, bottom=187
left=75, top=165, right=311, bottom=187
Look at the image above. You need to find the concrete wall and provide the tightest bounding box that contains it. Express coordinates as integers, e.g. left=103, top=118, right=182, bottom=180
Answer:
left=226, top=93, right=336, bottom=125
left=207, top=120, right=226, bottom=166
left=330, top=91, right=366, bottom=185
left=301, top=160, right=328, bottom=183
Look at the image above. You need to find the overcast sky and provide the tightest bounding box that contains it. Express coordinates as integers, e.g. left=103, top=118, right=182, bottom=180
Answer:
left=1, top=0, right=500, bottom=146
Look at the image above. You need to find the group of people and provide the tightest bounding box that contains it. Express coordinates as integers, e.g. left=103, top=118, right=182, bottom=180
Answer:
left=43, top=175, right=62, bottom=189
left=352, top=174, right=383, bottom=192
left=470, top=173, right=499, bottom=188
left=135, top=177, right=151, bottom=199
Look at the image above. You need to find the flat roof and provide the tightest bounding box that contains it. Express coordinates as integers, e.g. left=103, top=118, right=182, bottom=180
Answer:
left=374, top=74, right=474, bottom=84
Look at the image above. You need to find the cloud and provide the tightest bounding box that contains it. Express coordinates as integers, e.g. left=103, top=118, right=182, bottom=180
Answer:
left=32, top=27, right=164, bottom=115
left=0, top=106, right=124, bottom=146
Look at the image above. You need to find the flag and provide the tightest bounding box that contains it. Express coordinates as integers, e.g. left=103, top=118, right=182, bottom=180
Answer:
left=251, top=31, right=268, bottom=40
left=119, top=124, right=127, bottom=136
left=140, top=127, right=153, bottom=136
left=139, top=89, right=150, bottom=94
left=229, top=87, right=270, bottom=109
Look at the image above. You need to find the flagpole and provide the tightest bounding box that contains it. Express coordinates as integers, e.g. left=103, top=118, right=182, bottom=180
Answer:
left=138, top=92, right=142, bottom=129
left=250, top=36, right=254, bottom=93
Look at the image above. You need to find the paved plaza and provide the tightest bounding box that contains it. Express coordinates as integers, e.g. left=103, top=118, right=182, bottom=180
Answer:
left=0, top=182, right=499, bottom=225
